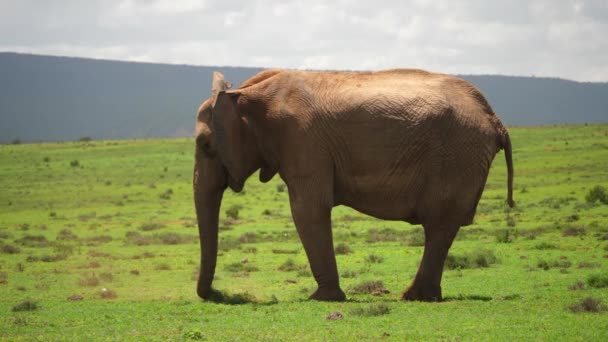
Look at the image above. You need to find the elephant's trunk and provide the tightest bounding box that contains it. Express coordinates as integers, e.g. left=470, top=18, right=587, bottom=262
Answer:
left=193, top=153, right=226, bottom=299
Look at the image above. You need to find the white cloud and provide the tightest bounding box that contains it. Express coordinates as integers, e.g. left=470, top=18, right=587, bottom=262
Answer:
left=0, top=0, right=606, bottom=81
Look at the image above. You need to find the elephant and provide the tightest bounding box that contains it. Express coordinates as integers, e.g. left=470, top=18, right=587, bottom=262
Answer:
left=193, top=68, right=514, bottom=302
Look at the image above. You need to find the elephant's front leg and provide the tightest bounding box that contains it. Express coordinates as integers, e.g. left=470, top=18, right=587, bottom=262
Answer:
left=288, top=186, right=346, bottom=302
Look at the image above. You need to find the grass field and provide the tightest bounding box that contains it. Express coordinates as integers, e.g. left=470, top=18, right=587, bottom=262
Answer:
left=1, top=125, right=608, bottom=341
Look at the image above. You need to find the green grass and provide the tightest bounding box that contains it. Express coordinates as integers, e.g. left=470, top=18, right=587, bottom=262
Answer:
left=1, top=124, right=608, bottom=340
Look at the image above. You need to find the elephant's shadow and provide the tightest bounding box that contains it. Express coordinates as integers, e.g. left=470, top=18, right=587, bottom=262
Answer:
left=201, top=290, right=521, bottom=305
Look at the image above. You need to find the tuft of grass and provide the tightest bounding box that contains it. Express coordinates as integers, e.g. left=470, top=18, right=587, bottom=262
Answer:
left=277, top=259, right=307, bottom=272
left=587, top=273, right=608, bottom=288
left=365, top=254, right=384, bottom=264
left=445, top=249, right=498, bottom=270
left=350, top=280, right=388, bottom=295
left=577, top=262, right=601, bottom=269
left=1, top=244, right=21, bottom=254
left=155, top=264, right=171, bottom=271
left=568, top=297, right=606, bottom=313
left=56, top=228, right=78, bottom=241
left=585, top=185, right=608, bottom=204
left=562, top=226, right=587, bottom=237
left=351, top=303, right=391, bottom=317
left=341, top=270, right=358, bottom=278
left=224, top=262, right=258, bottom=273
left=238, top=232, right=259, bottom=243
left=335, top=242, right=353, bottom=255
left=79, top=276, right=100, bottom=287
left=271, top=248, right=298, bottom=254
left=15, top=235, right=50, bottom=248
left=100, top=288, right=117, bottom=299
left=70, top=160, right=80, bottom=167
left=569, top=281, right=586, bottom=291
left=495, top=229, right=515, bottom=243
left=225, top=205, right=242, bottom=220
left=276, top=184, right=286, bottom=192
left=534, top=242, right=557, bottom=250
left=139, top=222, right=166, bottom=231
left=12, top=300, right=38, bottom=312
left=0, top=272, right=7, bottom=284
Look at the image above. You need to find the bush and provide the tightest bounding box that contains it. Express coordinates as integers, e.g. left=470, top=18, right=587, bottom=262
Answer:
left=350, top=280, right=388, bottom=295
left=586, top=185, right=608, bottom=204
left=495, top=229, right=515, bottom=243
left=562, top=226, right=587, bottom=237
left=445, top=249, right=498, bottom=270
left=1, top=244, right=21, bottom=254
left=12, top=300, right=38, bottom=312
left=568, top=297, right=606, bottom=313
left=365, top=254, right=384, bottom=264
left=351, top=303, right=391, bottom=317
left=225, top=205, right=242, bottom=220
left=335, top=242, right=353, bottom=255
left=587, top=274, right=608, bottom=288
left=70, top=160, right=80, bottom=167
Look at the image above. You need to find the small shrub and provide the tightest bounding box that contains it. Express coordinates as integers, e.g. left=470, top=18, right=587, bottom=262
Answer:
left=155, top=263, right=171, bottom=271
left=365, top=254, right=384, bottom=264
left=225, top=262, right=258, bottom=273
left=568, top=281, right=586, bottom=291
left=276, top=184, right=286, bottom=192
left=350, top=280, right=388, bottom=295
left=445, top=249, right=498, bottom=270
left=562, top=226, right=587, bottom=237
left=100, top=288, right=117, bottom=299
left=0, top=272, right=7, bottom=284
left=243, top=247, right=258, bottom=253
left=80, top=276, right=100, bottom=287
left=225, top=205, right=242, bottom=220
left=15, top=235, right=50, bottom=248
left=130, top=270, right=140, bottom=276
left=568, top=297, right=606, bottom=313
left=586, top=185, right=608, bottom=204
left=342, top=270, right=358, bottom=278
left=335, top=243, right=353, bottom=255
left=56, top=228, right=78, bottom=241
left=11, top=138, right=21, bottom=145
left=238, top=232, right=258, bottom=243
left=12, top=300, right=38, bottom=312
left=1, top=244, right=21, bottom=254
left=506, top=215, right=517, bottom=227
left=70, top=160, right=80, bottom=167
left=262, top=209, right=273, bottom=216
left=139, top=222, right=166, bottom=231
left=534, top=242, right=557, bottom=250
left=351, top=303, right=391, bottom=317
left=159, top=189, right=173, bottom=200
left=578, top=262, right=601, bottom=269
left=587, top=274, right=608, bottom=288
left=79, top=136, right=92, bottom=142
left=183, top=328, right=205, bottom=340
left=272, top=248, right=298, bottom=254
left=495, top=229, right=515, bottom=243
left=277, top=259, right=306, bottom=272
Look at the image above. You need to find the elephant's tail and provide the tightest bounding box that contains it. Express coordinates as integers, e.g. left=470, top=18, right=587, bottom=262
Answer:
left=502, top=131, right=515, bottom=208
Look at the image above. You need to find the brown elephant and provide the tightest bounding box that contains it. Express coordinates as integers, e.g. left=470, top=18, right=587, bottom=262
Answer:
left=194, top=68, right=514, bottom=302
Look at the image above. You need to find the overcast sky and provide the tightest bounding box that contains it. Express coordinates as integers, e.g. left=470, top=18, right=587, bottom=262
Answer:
left=1, top=0, right=607, bottom=81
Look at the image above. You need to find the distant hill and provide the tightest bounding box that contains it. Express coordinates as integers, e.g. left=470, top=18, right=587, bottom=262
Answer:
left=1, top=52, right=607, bottom=143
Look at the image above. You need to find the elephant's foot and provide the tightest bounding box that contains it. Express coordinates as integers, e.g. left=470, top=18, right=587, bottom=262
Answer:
left=401, top=284, right=442, bottom=302
left=309, top=286, right=346, bottom=302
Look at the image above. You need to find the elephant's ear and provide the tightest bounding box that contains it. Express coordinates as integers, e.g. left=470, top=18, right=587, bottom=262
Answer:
left=211, top=90, right=242, bottom=176
left=211, top=72, right=232, bottom=97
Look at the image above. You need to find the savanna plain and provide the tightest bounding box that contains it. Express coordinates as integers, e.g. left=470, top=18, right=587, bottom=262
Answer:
left=1, top=125, right=608, bottom=341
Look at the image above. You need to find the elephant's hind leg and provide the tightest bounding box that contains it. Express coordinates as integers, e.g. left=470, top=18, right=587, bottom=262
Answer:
left=402, top=223, right=460, bottom=302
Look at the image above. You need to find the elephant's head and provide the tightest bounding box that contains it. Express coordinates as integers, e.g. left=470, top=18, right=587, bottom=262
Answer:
left=193, top=72, right=267, bottom=299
